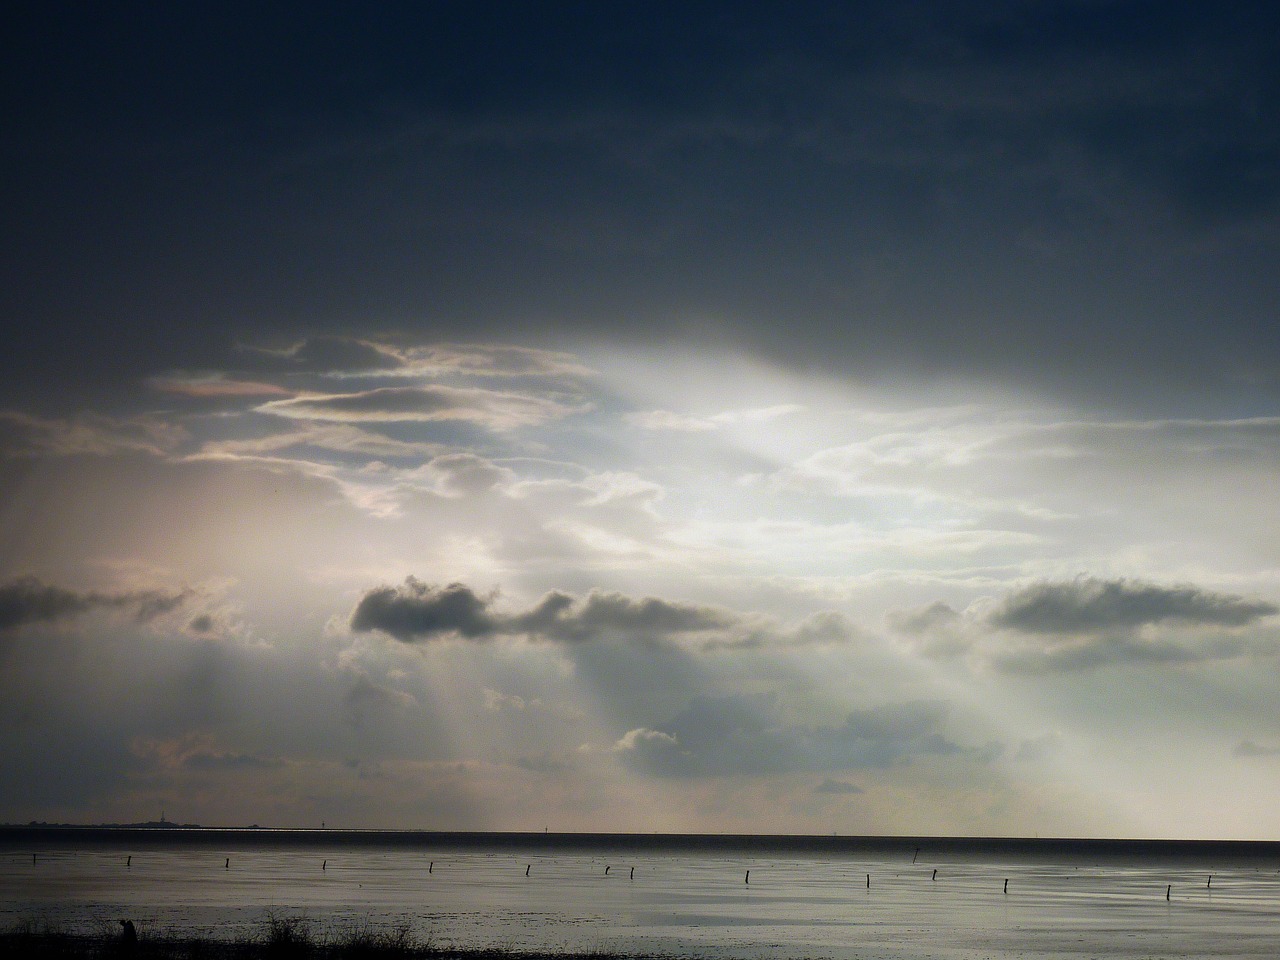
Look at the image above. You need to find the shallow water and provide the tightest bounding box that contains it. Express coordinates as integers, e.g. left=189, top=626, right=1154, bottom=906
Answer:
left=4, top=834, right=1280, bottom=958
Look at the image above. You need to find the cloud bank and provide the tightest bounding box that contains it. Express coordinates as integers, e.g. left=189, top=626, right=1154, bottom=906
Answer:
left=350, top=578, right=741, bottom=644
left=0, top=576, right=192, bottom=632
left=892, top=576, right=1278, bottom=673
left=990, top=577, right=1278, bottom=634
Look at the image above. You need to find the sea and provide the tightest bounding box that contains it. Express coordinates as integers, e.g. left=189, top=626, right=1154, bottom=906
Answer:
left=3, top=829, right=1280, bottom=958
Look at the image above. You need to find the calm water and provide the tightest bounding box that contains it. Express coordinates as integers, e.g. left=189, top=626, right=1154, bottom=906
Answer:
left=3, top=831, right=1280, bottom=958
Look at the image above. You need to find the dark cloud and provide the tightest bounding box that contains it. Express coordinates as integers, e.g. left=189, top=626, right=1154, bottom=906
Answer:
left=133, top=589, right=194, bottom=622
left=350, top=580, right=497, bottom=642
left=342, top=674, right=419, bottom=732
left=895, top=578, right=1280, bottom=672
left=0, top=578, right=96, bottom=629
left=350, top=578, right=741, bottom=645
left=989, top=635, right=1241, bottom=674
left=513, top=590, right=740, bottom=643
left=887, top=601, right=961, bottom=635
left=788, top=611, right=862, bottom=646
left=990, top=577, right=1277, bottom=634
left=614, top=694, right=964, bottom=778
left=513, top=752, right=572, bottom=775
left=814, top=778, right=863, bottom=794
left=702, top=611, right=861, bottom=652
left=3, top=5, right=1278, bottom=410
left=0, top=576, right=192, bottom=632
left=1234, top=740, right=1280, bottom=758
left=182, top=749, right=284, bottom=771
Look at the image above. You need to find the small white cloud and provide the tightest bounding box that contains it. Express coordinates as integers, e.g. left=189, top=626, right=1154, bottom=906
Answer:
left=626, top=410, right=718, bottom=432
left=626, top=404, right=804, bottom=432
left=613, top=727, right=681, bottom=752
left=483, top=688, right=527, bottom=712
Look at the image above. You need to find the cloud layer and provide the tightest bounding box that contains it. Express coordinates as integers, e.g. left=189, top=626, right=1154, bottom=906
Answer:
left=2, top=0, right=1280, bottom=836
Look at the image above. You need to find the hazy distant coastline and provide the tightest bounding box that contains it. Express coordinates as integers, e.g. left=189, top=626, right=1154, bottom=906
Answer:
left=4, top=826, right=1280, bottom=862
left=14, top=819, right=205, bottom=829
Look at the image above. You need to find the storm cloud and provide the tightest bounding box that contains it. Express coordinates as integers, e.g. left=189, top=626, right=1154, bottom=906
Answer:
left=350, top=578, right=742, bottom=644
left=889, top=576, right=1280, bottom=673
left=350, top=580, right=499, bottom=641
left=0, top=576, right=192, bottom=632
left=990, top=577, right=1278, bottom=635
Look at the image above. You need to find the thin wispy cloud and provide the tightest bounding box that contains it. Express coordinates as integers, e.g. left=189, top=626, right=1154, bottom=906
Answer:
left=259, top=385, right=588, bottom=430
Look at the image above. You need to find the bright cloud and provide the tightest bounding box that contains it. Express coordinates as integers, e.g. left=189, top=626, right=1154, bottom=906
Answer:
left=258, top=385, right=588, bottom=430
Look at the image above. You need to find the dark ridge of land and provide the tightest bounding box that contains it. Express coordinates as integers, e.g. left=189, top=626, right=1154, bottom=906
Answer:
left=3, top=826, right=1280, bottom=861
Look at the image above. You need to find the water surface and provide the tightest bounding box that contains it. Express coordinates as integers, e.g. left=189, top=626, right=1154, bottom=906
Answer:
left=3, top=831, right=1279, bottom=958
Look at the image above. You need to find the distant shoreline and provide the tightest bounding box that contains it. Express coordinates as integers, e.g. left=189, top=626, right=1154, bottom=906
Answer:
left=4, top=826, right=1280, bottom=861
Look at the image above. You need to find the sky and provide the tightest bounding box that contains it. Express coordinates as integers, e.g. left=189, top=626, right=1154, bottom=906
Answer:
left=2, top=2, right=1280, bottom=838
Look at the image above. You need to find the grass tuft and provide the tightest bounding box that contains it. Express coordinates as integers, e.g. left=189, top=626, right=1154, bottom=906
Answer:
left=261, top=910, right=315, bottom=958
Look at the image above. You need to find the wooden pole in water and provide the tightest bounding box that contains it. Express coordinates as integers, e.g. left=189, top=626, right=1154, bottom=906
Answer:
left=525, top=864, right=531, bottom=876
left=225, top=858, right=229, bottom=869
left=429, top=861, right=433, bottom=873
left=322, top=860, right=326, bottom=871
left=745, top=870, right=750, bottom=885
left=630, top=866, right=634, bottom=880
left=913, top=847, right=919, bottom=864
left=127, top=856, right=131, bottom=868
left=1166, top=884, right=1171, bottom=900
left=1207, top=875, right=1212, bottom=889
left=1003, top=879, right=1008, bottom=894
left=605, top=865, right=610, bottom=875
left=932, top=869, right=937, bottom=881
left=866, top=873, right=870, bottom=889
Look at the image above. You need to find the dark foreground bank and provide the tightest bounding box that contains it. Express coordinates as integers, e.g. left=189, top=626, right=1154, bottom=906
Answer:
left=1, top=918, right=673, bottom=960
